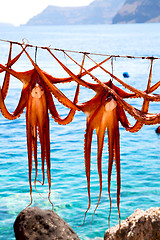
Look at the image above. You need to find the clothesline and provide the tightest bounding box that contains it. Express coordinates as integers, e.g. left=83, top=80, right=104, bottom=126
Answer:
left=0, top=38, right=159, bottom=60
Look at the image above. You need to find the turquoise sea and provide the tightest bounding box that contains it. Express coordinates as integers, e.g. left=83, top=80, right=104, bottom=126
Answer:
left=0, top=23, right=160, bottom=240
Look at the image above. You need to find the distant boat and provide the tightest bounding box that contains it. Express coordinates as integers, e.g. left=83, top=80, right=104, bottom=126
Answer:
left=123, top=72, right=129, bottom=78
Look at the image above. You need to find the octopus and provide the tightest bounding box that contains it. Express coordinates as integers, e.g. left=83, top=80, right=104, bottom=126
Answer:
left=44, top=48, right=160, bottom=223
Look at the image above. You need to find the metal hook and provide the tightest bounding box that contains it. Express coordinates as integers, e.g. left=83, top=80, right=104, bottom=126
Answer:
left=79, top=53, right=85, bottom=77
left=111, top=57, right=113, bottom=82
left=22, top=38, right=29, bottom=46
left=35, top=46, right=38, bottom=65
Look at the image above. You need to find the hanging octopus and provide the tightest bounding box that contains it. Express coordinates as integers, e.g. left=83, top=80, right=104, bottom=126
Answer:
left=43, top=48, right=160, bottom=223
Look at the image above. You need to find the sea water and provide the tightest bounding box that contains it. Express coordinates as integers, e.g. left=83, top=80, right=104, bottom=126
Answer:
left=0, top=23, right=160, bottom=240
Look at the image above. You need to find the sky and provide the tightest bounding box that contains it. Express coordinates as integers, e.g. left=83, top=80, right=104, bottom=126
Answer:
left=0, top=0, right=93, bottom=26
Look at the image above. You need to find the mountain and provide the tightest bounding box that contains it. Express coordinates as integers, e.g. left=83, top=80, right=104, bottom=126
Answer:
left=0, top=22, right=13, bottom=27
left=25, top=0, right=125, bottom=25
left=113, top=0, right=160, bottom=23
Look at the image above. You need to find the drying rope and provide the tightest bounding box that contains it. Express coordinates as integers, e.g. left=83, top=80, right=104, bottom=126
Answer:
left=0, top=38, right=159, bottom=60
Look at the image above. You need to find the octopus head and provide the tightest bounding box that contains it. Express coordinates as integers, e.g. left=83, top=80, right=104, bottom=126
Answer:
left=31, top=83, right=44, bottom=98
left=104, top=96, right=117, bottom=112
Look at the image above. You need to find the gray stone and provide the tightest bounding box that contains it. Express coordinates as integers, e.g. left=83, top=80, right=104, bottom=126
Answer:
left=104, top=207, right=160, bottom=240
left=14, top=206, right=80, bottom=240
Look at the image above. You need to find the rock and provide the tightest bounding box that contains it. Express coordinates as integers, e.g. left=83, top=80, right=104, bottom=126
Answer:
left=14, top=206, right=80, bottom=240
left=104, top=207, right=160, bottom=240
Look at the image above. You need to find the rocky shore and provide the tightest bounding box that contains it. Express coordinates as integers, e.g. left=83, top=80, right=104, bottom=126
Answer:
left=14, top=207, right=160, bottom=240
left=105, top=207, right=160, bottom=240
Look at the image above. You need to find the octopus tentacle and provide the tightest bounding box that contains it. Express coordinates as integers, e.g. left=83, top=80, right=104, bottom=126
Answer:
left=91, top=102, right=109, bottom=218
left=26, top=97, right=33, bottom=206
left=7, top=45, right=27, bottom=68
left=113, top=119, right=121, bottom=226
left=48, top=54, right=85, bottom=125
left=93, top=125, right=105, bottom=219
left=36, top=90, right=47, bottom=185
left=33, top=127, right=38, bottom=183
left=107, top=122, right=114, bottom=227
left=38, top=122, right=45, bottom=185
left=44, top=112, right=53, bottom=209
left=1, top=45, right=27, bottom=99
left=83, top=122, right=93, bottom=222
left=1, top=42, right=12, bottom=99
left=118, top=59, right=153, bottom=132
left=13, top=84, right=30, bottom=116
left=54, top=53, right=85, bottom=123
left=110, top=81, right=136, bottom=99
left=43, top=56, right=111, bottom=84
left=110, top=87, right=160, bottom=125
left=47, top=91, right=62, bottom=119
left=33, top=128, right=47, bottom=199
left=0, top=63, right=34, bottom=84
left=37, top=66, right=80, bottom=110
left=117, top=104, right=133, bottom=129
left=0, top=87, right=22, bottom=120
left=149, top=81, right=160, bottom=93
left=46, top=48, right=92, bottom=89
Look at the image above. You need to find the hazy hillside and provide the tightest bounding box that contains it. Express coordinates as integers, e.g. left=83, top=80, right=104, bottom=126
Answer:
left=26, top=0, right=125, bottom=25
left=113, top=0, right=160, bottom=23
left=0, top=22, right=13, bottom=27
